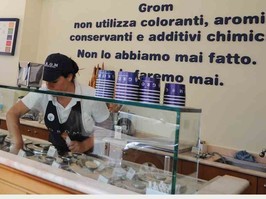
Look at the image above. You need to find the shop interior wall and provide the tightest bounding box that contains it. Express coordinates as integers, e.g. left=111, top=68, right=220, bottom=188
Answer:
left=0, top=0, right=265, bottom=154
left=0, top=0, right=29, bottom=111
left=0, top=0, right=26, bottom=85
left=19, top=0, right=42, bottom=63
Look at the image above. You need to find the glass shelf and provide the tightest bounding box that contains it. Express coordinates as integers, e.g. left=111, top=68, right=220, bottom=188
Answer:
left=0, top=84, right=201, bottom=113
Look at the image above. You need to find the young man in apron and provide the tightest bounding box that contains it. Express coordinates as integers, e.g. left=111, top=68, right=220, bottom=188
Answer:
left=7, top=53, right=110, bottom=155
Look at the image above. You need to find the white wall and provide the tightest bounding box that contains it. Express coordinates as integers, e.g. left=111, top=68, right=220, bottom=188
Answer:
left=37, top=0, right=266, bottom=154
left=0, top=0, right=265, bottom=154
left=0, top=0, right=28, bottom=111
left=0, top=0, right=26, bottom=85
left=19, top=0, right=43, bottom=62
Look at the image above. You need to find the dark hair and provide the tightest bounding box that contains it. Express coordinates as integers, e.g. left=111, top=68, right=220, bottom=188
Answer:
left=62, top=58, right=79, bottom=82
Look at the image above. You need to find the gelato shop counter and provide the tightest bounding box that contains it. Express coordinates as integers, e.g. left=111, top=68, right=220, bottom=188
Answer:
left=0, top=130, right=249, bottom=194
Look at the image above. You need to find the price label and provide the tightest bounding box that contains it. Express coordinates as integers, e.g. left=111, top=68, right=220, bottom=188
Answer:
left=52, top=160, right=60, bottom=168
left=47, top=146, right=58, bottom=157
left=112, top=167, right=126, bottom=177
left=114, top=125, right=122, bottom=139
left=146, top=188, right=167, bottom=195
left=126, top=167, right=136, bottom=180
left=18, top=149, right=26, bottom=157
left=97, top=175, right=109, bottom=184
left=114, top=131, right=122, bottom=139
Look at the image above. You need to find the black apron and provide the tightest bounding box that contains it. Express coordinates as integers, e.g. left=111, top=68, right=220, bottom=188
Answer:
left=44, top=100, right=88, bottom=154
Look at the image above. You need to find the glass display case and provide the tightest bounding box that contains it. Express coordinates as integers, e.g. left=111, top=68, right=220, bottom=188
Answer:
left=0, top=84, right=205, bottom=194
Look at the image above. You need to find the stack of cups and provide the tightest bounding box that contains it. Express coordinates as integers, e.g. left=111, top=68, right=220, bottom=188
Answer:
left=95, top=70, right=115, bottom=98
left=115, top=71, right=139, bottom=101
left=163, top=83, right=186, bottom=106
left=139, top=77, right=160, bottom=104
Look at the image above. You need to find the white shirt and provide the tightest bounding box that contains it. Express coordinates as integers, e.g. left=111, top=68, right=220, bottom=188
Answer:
left=21, top=80, right=110, bottom=136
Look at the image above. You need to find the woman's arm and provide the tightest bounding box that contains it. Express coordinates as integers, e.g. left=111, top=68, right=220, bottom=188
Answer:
left=6, top=100, right=30, bottom=154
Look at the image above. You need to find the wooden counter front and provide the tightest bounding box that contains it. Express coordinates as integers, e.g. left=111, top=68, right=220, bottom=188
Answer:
left=0, top=163, right=82, bottom=194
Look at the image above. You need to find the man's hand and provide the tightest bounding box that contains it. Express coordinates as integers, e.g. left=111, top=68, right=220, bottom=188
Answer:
left=68, top=136, right=94, bottom=153
left=68, top=141, right=85, bottom=153
left=108, top=103, right=122, bottom=112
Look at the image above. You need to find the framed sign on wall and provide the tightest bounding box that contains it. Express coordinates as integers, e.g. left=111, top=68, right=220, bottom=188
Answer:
left=0, top=18, right=19, bottom=56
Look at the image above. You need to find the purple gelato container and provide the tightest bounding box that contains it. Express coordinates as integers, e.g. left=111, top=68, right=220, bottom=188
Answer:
left=140, top=77, right=160, bottom=92
left=164, top=83, right=185, bottom=97
left=117, top=71, right=139, bottom=86
left=163, top=83, right=186, bottom=106
left=97, top=70, right=115, bottom=81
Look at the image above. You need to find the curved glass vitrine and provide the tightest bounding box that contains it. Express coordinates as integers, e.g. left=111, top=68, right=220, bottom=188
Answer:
left=0, top=84, right=204, bottom=194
